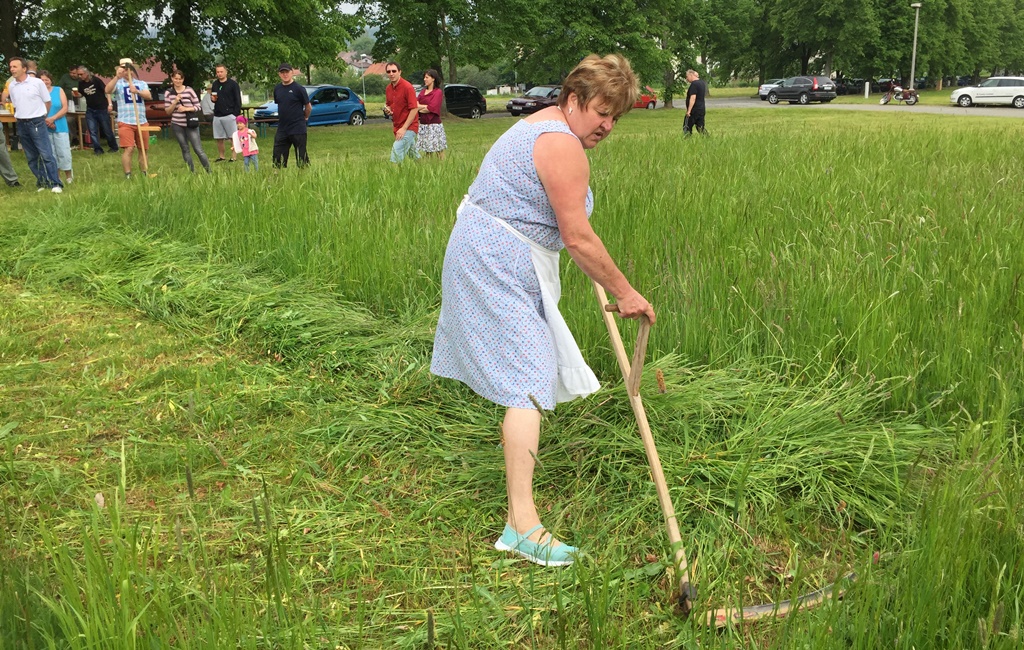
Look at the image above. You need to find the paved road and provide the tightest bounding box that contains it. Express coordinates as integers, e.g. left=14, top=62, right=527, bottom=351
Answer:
left=363, top=96, right=1024, bottom=124
left=672, top=95, right=1024, bottom=118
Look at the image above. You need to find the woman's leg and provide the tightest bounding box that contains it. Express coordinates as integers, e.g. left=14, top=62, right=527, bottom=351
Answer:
left=171, top=125, right=195, bottom=172
left=186, top=127, right=211, bottom=172
left=502, top=407, right=565, bottom=546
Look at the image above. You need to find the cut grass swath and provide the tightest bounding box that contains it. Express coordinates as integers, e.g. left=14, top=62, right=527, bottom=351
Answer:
left=596, top=281, right=855, bottom=628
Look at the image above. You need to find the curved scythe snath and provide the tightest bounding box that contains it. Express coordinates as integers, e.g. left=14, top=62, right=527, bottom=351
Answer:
left=595, top=281, right=857, bottom=628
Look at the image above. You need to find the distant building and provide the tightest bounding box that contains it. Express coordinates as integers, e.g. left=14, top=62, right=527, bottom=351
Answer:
left=134, top=59, right=172, bottom=85
left=338, top=51, right=374, bottom=76
left=362, top=62, right=388, bottom=79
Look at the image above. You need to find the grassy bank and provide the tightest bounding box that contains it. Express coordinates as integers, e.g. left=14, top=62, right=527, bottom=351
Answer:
left=0, top=220, right=1019, bottom=647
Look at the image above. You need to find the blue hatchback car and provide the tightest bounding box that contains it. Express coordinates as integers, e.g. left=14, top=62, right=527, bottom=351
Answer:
left=254, top=85, right=366, bottom=126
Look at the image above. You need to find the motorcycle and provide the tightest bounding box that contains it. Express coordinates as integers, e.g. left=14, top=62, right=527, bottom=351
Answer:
left=880, top=85, right=919, bottom=106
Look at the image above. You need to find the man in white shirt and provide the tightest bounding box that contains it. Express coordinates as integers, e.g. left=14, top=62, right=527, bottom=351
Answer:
left=4, top=57, right=62, bottom=192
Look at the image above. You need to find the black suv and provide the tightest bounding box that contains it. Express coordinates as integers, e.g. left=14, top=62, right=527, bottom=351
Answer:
left=444, top=84, right=487, bottom=118
left=766, top=76, right=837, bottom=105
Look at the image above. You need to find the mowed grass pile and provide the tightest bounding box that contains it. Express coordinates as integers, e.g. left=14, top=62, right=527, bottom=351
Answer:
left=0, top=109, right=1021, bottom=646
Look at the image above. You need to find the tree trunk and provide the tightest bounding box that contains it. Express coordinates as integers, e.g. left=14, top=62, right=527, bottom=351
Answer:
left=440, top=13, right=456, bottom=84
left=661, top=37, right=674, bottom=109
left=169, top=0, right=204, bottom=88
left=0, top=0, right=18, bottom=59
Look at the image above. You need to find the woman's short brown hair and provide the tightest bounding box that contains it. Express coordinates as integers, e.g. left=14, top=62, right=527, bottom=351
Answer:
left=558, top=53, right=639, bottom=118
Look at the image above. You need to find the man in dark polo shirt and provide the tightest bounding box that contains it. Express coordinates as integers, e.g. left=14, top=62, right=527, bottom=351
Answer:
left=683, top=69, right=708, bottom=137
left=272, top=62, right=311, bottom=168
left=75, top=65, right=118, bottom=154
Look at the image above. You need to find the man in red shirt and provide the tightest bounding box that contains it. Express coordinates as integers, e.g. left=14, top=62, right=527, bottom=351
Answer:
left=383, top=61, right=420, bottom=163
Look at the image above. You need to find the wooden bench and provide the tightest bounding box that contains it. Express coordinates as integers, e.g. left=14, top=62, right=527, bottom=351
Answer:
left=252, top=118, right=278, bottom=138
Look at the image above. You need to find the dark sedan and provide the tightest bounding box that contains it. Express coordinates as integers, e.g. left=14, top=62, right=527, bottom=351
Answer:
left=507, top=85, right=561, bottom=116
left=444, top=84, right=487, bottom=118
left=766, top=76, right=837, bottom=105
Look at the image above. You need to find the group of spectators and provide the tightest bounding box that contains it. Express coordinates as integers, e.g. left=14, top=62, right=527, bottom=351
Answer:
left=163, top=64, right=258, bottom=173
left=102, top=61, right=256, bottom=177
left=0, top=55, right=457, bottom=191
left=1, top=58, right=70, bottom=192
left=383, top=60, right=447, bottom=163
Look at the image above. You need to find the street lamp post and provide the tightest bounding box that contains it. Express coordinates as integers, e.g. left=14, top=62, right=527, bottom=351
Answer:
left=909, top=2, right=922, bottom=91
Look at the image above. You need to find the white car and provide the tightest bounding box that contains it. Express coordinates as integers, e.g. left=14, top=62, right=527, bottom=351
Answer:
left=950, top=76, right=1024, bottom=108
left=758, top=78, right=784, bottom=101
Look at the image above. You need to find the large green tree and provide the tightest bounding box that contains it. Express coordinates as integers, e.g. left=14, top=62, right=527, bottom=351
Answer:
left=1, top=0, right=44, bottom=60
left=511, top=0, right=663, bottom=84
left=39, top=0, right=358, bottom=87
left=363, top=0, right=533, bottom=84
left=365, top=0, right=673, bottom=88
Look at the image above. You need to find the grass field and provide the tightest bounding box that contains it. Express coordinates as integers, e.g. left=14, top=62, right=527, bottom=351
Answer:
left=1, top=106, right=1022, bottom=647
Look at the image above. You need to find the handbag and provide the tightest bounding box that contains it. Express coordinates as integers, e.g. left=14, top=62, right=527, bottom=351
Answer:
left=176, top=91, right=200, bottom=128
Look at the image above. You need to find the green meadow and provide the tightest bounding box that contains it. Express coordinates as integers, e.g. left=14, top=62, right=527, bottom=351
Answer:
left=0, top=107, right=1021, bottom=648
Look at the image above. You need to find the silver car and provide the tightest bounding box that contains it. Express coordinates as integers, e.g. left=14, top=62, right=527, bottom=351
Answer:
left=758, top=78, right=784, bottom=101
left=950, top=76, right=1024, bottom=108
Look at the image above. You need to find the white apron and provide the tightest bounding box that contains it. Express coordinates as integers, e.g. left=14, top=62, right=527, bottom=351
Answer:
left=459, top=197, right=600, bottom=403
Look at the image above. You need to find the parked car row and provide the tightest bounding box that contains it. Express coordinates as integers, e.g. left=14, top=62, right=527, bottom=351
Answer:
left=762, top=76, right=983, bottom=98
left=506, top=84, right=659, bottom=115
left=251, top=83, right=488, bottom=126
left=162, top=75, right=1024, bottom=129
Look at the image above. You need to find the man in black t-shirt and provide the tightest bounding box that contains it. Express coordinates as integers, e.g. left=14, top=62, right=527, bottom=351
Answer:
left=211, top=64, right=243, bottom=162
left=75, top=66, right=118, bottom=154
left=57, top=65, right=81, bottom=146
left=271, top=63, right=311, bottom=168
left=683, top=69, right=708, bottom=137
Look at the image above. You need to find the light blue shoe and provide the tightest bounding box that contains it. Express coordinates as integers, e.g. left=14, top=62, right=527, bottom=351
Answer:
left=494, top=524, right=578, bottom=567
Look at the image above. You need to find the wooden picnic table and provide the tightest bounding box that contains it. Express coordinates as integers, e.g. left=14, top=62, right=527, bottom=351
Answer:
left=1, top=113, right=18, bottom=150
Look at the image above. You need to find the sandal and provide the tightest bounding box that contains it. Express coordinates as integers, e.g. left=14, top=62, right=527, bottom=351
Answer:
left=495, top=524, right=578, bottom=567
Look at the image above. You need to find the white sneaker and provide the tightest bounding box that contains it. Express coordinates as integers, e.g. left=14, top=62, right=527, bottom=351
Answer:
left=51, top=186, right=62, bottom=194
left=37, top=188, right=45, bottom=192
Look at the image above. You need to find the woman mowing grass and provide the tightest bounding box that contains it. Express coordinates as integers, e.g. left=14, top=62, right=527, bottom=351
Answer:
left=432, top=54, right=655, bottom=567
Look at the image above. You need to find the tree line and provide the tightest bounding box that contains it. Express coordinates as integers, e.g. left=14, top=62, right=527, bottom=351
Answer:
left=1, top=0, right=358, bottom=91
left=3, top=0, right=1022, bottom=101
left=367, top=0, right=1024, bottom=100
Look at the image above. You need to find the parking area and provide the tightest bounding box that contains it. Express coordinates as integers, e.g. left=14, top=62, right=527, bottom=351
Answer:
left=681, top=96, right=1024, bottom=118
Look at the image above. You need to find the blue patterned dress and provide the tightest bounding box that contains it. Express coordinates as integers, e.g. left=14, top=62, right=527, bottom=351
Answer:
left=431, top=119, right=594, bottom=410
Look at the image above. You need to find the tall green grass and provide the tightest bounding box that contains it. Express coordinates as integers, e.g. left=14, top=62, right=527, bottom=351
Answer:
left=19, top=110, right=1024, bottom=422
